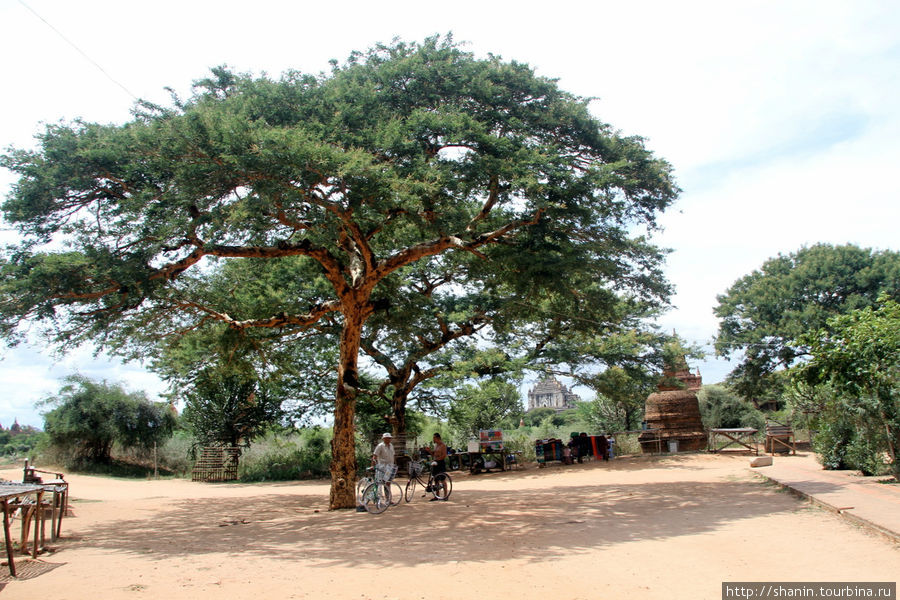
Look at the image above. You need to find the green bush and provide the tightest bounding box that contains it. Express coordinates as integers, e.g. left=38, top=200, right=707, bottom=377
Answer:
left=813, top=412, right=855, bottom=470
left=238, top=428, right=332, bottom=481
left=610, top=432, right=641, bottom=456
left=698, top=384, right=765, bottom=430
left=845, top=428, right=891, bottom=476
left=42, top=375, right=175, bottom=467
left=0, top=428, right=48, bottom=459
left=811, top=398, right=891, bottom=476
left=503, top=429, right=537, bottom=463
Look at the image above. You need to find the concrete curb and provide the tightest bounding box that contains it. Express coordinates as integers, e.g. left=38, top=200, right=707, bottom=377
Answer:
left=752, top=469, right=900, bottom=545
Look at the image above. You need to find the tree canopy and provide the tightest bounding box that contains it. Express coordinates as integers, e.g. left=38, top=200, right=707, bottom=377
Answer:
left=181, top=367, right=285, bottom=449
left=1, top=37, right=678, bottom=508
left=800, top=297, right=900, bottom=479
left=41, top=375, right=174, bottom=466
left=714, top=243, right=900, bottom=400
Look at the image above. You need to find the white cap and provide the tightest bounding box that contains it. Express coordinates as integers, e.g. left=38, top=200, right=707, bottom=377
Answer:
left=382, top=432, right=392, bottom=439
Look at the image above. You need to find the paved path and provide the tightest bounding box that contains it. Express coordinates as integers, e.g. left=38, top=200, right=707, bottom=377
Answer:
left=752, top=452, right=900, bottom=543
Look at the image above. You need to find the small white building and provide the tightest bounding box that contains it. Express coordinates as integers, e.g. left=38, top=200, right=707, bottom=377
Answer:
left=526, top=377, right=580, bottom=412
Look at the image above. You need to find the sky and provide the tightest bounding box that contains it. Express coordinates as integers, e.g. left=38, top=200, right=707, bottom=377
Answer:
left=1, top=0, right=899, bottom=428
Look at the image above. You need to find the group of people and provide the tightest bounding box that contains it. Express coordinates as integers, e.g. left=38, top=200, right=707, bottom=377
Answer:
left=372, top=431, right=449, bottom=501
left=562, top=432, right=615, bottom=465
left=373, top=430, right=615, bottom=494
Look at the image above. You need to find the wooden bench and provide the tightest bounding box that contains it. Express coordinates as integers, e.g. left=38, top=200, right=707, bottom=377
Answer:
left=22, top=460, right=69, bottom=541
left=765, top=420, right=796, bottom=455
left=23, top=459, right=64, bottom=484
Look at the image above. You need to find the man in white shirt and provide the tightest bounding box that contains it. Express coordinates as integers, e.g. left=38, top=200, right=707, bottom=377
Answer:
left=372, top=432, right=395, bottom=466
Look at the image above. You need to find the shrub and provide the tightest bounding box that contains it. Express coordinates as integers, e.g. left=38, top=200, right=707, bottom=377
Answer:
left=698, top=384, right=765, bottom=430
left=238, top=428, right=332, bottom=482
left=813, top=411, right=855, bottom=470
left=42, top=375, right=174, bottom=467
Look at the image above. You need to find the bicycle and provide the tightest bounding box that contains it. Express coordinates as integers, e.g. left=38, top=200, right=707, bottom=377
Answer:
left=359, top=464, right=401, bottom=514
left=357, top=465, right=403, bottom=506
left=404, top=459, right=452, bottom=502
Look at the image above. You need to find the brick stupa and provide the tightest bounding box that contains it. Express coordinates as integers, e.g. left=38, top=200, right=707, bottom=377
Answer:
left=639, top=357, right=706, bottom=452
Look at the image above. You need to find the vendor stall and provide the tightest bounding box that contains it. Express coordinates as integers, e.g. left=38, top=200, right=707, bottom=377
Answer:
left=467, top=429, right=508, bottom=473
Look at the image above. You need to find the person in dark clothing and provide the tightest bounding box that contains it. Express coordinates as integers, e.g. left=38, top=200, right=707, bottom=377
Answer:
left=597, top=433, right=609, bottom=461
left=577, top=432, right=590, bottom=463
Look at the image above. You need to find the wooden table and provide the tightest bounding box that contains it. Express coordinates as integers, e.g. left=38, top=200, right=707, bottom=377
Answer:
left=708, top=428, right=759, bottom=455
left=39, top=480, right=68, bottom=541
left=0, top=482, right=44, bottom=577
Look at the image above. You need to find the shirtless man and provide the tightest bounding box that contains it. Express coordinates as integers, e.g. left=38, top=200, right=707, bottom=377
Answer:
left=424, top=432, right=449, bottom=501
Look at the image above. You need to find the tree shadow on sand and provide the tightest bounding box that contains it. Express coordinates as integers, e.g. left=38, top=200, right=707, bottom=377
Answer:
left=0, top=559, right=66, bottom=584
left=76, top=475, right=803, bottom=568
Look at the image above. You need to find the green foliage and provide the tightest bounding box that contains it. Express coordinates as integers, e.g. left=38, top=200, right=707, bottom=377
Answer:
left=448, top=378, right=523, bottom=439
left=813, top=401, right=888, bottom=475
left=1, top=36, right=676, bottom=356
left=715, top=244, right=900, bottom=400
left=521, top=407, right=557, bottom=427
left=150, top=429, right=195, bottom=476
left=41, top=374, right=174, bottom=467
left=813, top=432, right=848, bottom=472
left=575, top=397, right=628, bottom=433
left=782, top=380, right=835, bottom=435
left=0, top=423, right=47, bottom=458
left=1, top=35, right=678, bottom=506
left=181, top=368, right=284, bottom=448
left=354, top=392, right=395, bottom=448
left=582, top=362, right=660, bottom=431
left=148, top=256, right=340, bottom=426
left=611, top=432, right=642, bottom=456
left=238, top=428, right=332, bottom=481
left=355, top=379, right=427, bottom=448
left=502, top=429, right=537, bottom=463
left=408, top=414, right=455, bottom=449
left=697, top=384, right=765, bottom=430
left=801, top=296, right=900, bottom=479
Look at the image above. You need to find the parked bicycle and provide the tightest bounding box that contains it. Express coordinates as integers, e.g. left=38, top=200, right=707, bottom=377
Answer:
left=357, top=466, right=402, bottom=505
left=359, top=463, right=401, bottom=514
left=404, top=458, right=452, bottom=502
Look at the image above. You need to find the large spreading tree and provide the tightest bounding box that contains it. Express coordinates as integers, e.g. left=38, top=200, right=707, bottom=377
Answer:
left=714, top=243, right=900, bottom=402
left=1, top=37, right=677, bottom=508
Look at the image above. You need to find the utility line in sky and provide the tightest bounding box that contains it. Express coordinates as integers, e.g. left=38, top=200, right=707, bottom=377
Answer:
left=18, top=0, right=137, bottom=101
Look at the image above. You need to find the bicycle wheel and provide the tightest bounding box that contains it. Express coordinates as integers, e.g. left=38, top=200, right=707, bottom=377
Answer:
left=363, top=482, right=390, bottom=514
left=404, top=477, right=417, bottom=502
left=389, top=481, right=403, bottom=506
left=432, top=473, right=452, bottom=500
left=356, top=477, right=372, bottom=503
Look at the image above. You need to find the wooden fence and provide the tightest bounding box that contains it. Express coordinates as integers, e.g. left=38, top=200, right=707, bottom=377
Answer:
left=191, top=447, right=241, bottom=482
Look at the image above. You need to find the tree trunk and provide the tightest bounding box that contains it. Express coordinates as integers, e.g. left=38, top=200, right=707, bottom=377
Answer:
left=329, top=308, right=366, bottom=510
left=880, top=408, right=899, bottom=481
left=624, top=403, right=640, bottom=432
left=391, top=389, right=408, bottom=441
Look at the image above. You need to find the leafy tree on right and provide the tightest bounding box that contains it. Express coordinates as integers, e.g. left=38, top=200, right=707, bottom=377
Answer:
left=799, top=296, right=900, bottom=480
left=713, top=243, right=900, bottom=403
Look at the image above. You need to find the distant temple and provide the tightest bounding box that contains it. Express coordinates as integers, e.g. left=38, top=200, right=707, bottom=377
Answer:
left=526, top=377, right=580, bottom=412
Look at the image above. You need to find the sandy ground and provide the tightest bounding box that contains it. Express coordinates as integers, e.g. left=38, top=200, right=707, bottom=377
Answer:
left=1, top=453, right=897, bottom=599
